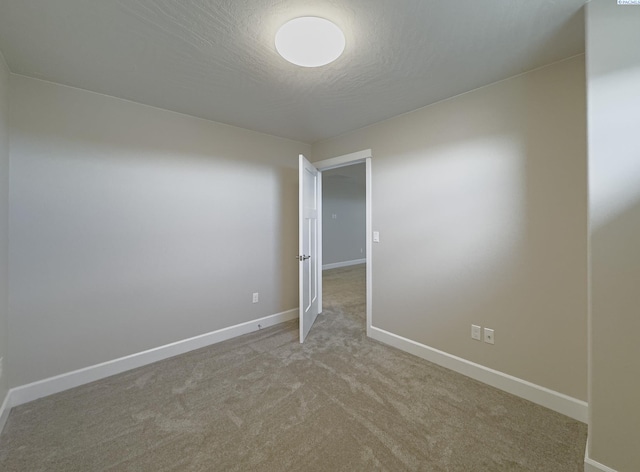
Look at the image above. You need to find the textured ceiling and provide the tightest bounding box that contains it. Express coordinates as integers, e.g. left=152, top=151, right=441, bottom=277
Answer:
left=0, top=0, right=586, bottom=143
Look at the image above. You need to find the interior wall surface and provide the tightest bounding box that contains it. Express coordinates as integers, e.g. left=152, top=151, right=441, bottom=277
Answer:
left=8, top=75, right=309, bottom=387
left=322, top=164, right=366, bottom=266
left=586, top=1, right=640, bottom=470
left=0, top=50, right=10, bottom=403
left=312, top=56, right=588, bottom=400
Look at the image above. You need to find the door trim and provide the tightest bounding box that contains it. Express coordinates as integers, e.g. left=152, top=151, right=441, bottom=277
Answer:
left=314, top=149, right=373, bottom=337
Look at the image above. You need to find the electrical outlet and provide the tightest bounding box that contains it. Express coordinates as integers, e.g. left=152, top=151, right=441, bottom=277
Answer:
left=484, top=328, right=495, bottom=344
left=252, top=292, right=259, bottom=303
left=471, top=325, right=481, bottom=341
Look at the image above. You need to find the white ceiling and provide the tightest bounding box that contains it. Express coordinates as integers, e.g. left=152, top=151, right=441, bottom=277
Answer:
left=0, top=0, right=586, bottom=144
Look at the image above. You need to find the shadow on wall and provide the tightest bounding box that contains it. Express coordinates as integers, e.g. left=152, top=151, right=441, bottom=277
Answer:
left=517, top=59, right=588, bottom=396
left=589, top=195, right=640, bottom=471
left=276, top=167, right=299, bottom=310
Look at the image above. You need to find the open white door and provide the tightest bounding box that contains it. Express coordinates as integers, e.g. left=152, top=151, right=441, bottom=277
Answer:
left=298, top=154, right=322, bottom=343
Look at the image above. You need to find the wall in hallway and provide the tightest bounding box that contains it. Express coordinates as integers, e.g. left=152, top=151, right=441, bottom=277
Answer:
left=322, top=163, right=366, bottom=268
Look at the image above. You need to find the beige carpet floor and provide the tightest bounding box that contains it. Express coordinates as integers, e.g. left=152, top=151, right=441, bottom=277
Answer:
left=0, top=264, right=587, bottom=471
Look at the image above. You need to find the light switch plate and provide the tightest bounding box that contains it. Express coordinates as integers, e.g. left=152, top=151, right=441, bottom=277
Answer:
left=373, top=231, right=380, bottom=243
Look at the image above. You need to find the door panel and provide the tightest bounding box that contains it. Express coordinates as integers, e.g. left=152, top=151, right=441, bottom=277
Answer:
left=299, top=155, right=321, bottom=342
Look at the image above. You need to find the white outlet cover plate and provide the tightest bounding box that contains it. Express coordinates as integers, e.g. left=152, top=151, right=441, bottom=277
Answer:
left=471, top=325, right=481, bottom=340
left=484, top=328, right=495, bottom=344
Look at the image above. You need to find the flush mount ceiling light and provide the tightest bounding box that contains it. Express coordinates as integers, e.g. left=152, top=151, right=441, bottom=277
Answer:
left=275, top=17, right=345, bottom=67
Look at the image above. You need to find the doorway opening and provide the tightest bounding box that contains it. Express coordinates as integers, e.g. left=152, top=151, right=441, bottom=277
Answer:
left=315, top=150, right=372, bottom=338
left=321, top=163, right=367, bottom=331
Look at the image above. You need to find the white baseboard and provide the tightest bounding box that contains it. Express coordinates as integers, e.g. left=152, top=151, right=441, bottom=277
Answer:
left=585, top=457, right=618, bottom=472
left=584, top=440, right=619, bottom=472
left=369, top=326, right=588, bottom=423
left=0, top=389, right=10, bottom=433
left=3, top=309, right=298, bottom=418
left=323, top=258, right=366, bottom=270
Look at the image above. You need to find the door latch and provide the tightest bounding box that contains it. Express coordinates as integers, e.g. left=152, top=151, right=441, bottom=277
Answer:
left=296, top=255, right=311, bottom=261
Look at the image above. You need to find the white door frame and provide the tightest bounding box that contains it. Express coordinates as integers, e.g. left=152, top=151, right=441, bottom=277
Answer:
left=314, top=149, right=373, bottom=336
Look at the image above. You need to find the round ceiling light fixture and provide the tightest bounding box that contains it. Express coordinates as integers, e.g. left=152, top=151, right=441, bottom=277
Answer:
left=275, top=17, right=345, bottom=67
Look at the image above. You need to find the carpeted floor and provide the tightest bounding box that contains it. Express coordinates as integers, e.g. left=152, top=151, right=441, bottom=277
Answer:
left=0, top=264, right=587, bottom=471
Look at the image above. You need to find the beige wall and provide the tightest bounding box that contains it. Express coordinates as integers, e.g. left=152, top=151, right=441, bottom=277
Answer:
left=0, top=51, right=9, bottom=402
left=587, top=1, right=640, bottom=471
left=8, top=75, right=308, bottom=387
left=313, top=56, right=588, bottom=400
